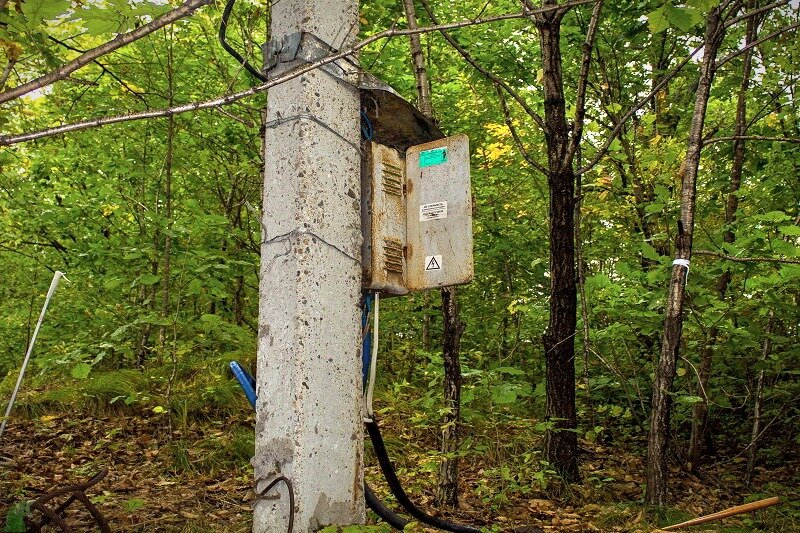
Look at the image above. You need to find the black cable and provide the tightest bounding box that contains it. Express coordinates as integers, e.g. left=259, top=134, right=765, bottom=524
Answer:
left=366, top=418, right=481, bottom=533
left=365, top=482, right=410, bottom=530
left=219, top=0, right=268, bottom=82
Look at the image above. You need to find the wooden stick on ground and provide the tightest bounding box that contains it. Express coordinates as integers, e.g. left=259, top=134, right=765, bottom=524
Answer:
left=663, top=497, right=780, bottom=531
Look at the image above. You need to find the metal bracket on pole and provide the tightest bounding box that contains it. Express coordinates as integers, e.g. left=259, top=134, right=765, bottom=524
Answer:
left=262, top=31, right=358, bottom=82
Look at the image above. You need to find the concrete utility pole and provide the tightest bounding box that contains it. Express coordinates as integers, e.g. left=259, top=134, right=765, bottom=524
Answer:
left=254, top=1, right=365, bottom=531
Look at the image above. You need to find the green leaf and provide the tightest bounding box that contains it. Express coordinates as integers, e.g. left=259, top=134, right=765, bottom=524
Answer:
left=678, top=395, right=704, bottom=404
left=71, top=362, right=92, bottom=380
left=645, top=202, right=665, bottom=215
left=664, top=5, right=696, bottom=32
left=138, top=274, right=161, bottom=286
left=641, top=241, right=661, bottom=261
left=647, top=5, right=670, bottom=34
left=687, top=0, right=718, bottom=10
left=123, top=498, right=146, bottom=512
left=757, top=211, right=792, bottom=223
left=21, top=0, right=71, bottom=22
left=778, top=225, right=800, bottom=236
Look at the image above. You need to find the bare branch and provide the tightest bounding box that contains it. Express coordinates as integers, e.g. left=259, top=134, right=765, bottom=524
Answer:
left=420, top=0, right=571, bottom=132
left=704, top=134, right=800, bottom=145
left=495, top=83, right=547, bottom=174
left=716, top=21, right=800, bottom=69
left=0, top=0, right=214, bottom=105
left=694, top=250, right=800, bottom=265
left=1, top=8, right=555, bottom=146
left=0, top=60, right=14, bottom=92
left=723, top=0, right=790, bottom=28
left=577, top=43, right=705, bottom=175
left=566, top=0, right=604, bottom=165
left=48, top=36, right=149, bottom=105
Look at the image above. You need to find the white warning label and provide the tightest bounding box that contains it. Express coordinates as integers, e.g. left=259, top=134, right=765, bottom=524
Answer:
left=419, top=201, right=448, bottom=222
left=425, top=255, right=443, bottom=272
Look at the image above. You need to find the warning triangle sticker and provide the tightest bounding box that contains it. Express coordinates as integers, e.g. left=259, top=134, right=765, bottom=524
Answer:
left=425, top=255, right=442, bottom=271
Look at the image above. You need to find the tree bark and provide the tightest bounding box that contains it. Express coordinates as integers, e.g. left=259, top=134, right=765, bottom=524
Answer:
left=402, top=0, right=465, bottom=508
left=535, top=4, right=579, bottom=481
left=646, top=5, right=727, bottom=506
left=437, top=286, right=465, bottom=507
left=159, top=30, right=176, bottom=361
left=746, top=310, right=775, bottom=485
left=688, top=4, right=760, bottom=470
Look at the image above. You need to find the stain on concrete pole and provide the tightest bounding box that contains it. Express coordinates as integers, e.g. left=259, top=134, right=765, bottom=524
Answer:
left=254, top=1, right=365, bottom=531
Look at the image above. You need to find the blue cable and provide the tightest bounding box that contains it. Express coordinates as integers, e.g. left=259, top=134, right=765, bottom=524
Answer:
left=361, top=292, right=374, bottom=389
left=229, top=361, right=256, bottom=409
left=360, top=110, right=374, bottom=141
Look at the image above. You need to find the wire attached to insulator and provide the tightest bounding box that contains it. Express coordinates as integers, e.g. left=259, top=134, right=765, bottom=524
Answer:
left=219, top=0, right=268, bottom=82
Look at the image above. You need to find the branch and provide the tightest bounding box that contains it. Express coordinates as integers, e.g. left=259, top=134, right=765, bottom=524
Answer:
left=48, top=36, right=149, bottom=105
left=694, top=250, right=800, bottom=265
left=704, top=135, right=800, bottom=146
left=0, top=8, right=564, bottom=146
left=715, top=21, right=800, bottom=69
left=495, top=82, right=547, bottom=174
left=723, top=0, right=790, bottom=29
left=566, top=0, right=604, bottom=166
left=576, top=42, right=705, bottom=175
left=419, top=0, right=594, bottom=132
left=0, top=59, right=14, bottom=92
left=0, top=0, right=214, bottom=105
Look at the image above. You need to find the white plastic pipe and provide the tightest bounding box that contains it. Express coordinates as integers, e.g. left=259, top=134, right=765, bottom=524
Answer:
left=0, top=270, right=68, bottom=439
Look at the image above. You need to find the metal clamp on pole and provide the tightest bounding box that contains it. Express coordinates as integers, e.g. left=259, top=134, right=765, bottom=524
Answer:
left=262, top=31, right=359, bottom=82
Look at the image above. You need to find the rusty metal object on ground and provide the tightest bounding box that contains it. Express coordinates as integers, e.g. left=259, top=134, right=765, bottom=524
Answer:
left=25, top=468, right=111, bottom=533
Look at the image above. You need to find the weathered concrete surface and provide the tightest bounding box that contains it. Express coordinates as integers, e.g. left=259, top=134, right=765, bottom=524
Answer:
left=254, top=1, right=365, bottom=531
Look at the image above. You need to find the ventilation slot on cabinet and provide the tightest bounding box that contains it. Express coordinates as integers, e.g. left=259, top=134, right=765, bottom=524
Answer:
left=383, top=238, right=404, bottom=274
left=381, top=160, right=403, bottom=196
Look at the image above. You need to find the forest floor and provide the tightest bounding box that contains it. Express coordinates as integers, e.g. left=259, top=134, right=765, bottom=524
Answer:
left=1, top=407, right=798, bottom=532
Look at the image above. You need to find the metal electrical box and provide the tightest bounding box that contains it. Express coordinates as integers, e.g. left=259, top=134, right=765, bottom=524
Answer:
left=361, top=142, right=409, bottom=296
left=361, top=135, right=473, bottom=295
left=406, top=135, right=473, bottom=290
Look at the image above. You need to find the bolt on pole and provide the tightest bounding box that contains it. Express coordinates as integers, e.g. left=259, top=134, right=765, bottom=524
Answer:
left=253, top=1, right=365, bottom=531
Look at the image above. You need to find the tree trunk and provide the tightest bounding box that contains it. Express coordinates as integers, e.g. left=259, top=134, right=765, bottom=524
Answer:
left=688, top=4, right=759, bottom=470
left=437, top=286, right=464, bottom=507
left=402, top=0, right=465, bottom=507
left=158, top=30, right=175, bottom=361
left=746, top=310, right=775, bottom=485
left=535, top=5, right=579, bottom=481
left=646, top=5, right=727, bottom=506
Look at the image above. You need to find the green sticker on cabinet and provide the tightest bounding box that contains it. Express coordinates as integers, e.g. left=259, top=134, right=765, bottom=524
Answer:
left=419, top=147, right=447, bottom=168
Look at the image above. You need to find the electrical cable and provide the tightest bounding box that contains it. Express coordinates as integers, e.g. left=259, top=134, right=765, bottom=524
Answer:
left=230, top=359, right=411, bottom=531
left=364, top=292, right=379, bottom=422
left=366, top=417, right=481, bottom=533
left=219, top=0, right=268, bottom=82
left=365, top=482, right=410, bottom=530
left=361, top=292, right=374, bottom=388
left=361, top=110, right=375, bottom=141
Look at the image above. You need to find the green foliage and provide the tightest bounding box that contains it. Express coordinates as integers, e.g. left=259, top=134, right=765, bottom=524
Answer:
left=0, top=0, right=798, bottom=528
left=2, top=501, right=29, bottom=533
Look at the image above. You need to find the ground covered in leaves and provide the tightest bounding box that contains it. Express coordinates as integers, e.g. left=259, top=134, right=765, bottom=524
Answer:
left=1, top=408, right=797, bottom=532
